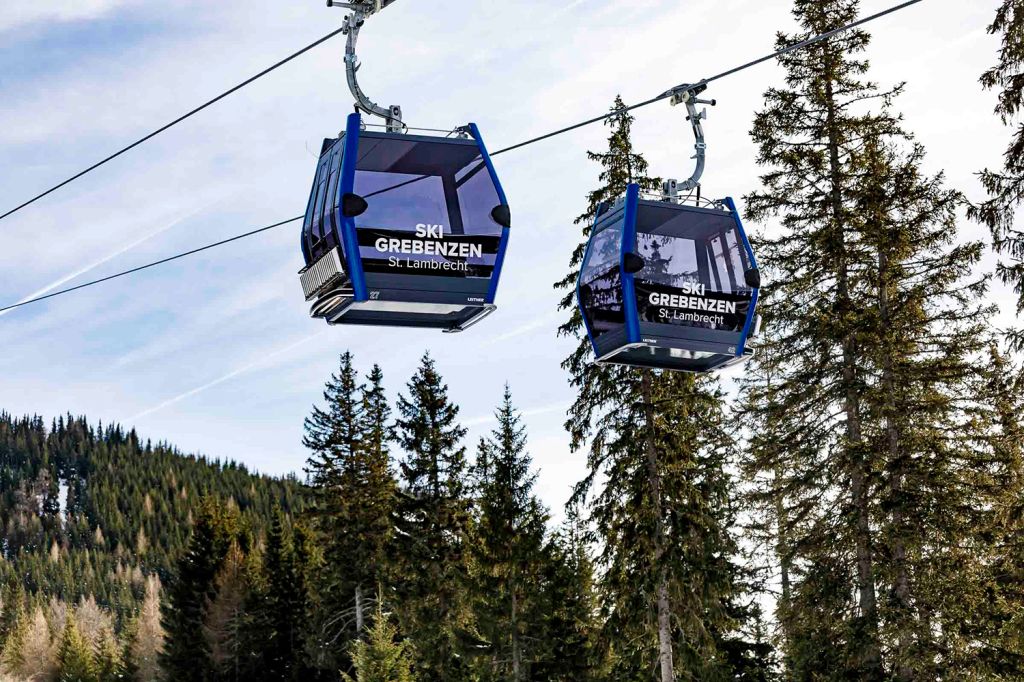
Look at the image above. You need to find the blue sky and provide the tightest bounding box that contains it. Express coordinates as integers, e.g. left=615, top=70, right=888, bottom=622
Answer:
left=0, top=0, right=1013, bottom=516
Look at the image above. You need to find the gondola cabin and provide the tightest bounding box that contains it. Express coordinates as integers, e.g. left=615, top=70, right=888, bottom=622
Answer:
left=299, top=112, right=510, bottom=332
left=577, top=183, right=761, bottom=373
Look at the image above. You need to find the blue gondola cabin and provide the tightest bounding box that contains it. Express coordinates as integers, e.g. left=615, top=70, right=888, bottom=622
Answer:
left=576, top=183, right=761, bottom=373
left=299, top=112, right=510, bottom=332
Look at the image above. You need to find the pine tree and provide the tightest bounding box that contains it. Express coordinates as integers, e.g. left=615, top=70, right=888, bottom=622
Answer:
left=970, top=0, right=1024, bottom=350
left=57, top=612, right=97, bottom=682
left=393, top=353, right=475, bottom=682
left=341, top=602, right=417, bottom=682
left=471, top=386, right=548, bottom=682
left=557, top=97, right=760, bottom=681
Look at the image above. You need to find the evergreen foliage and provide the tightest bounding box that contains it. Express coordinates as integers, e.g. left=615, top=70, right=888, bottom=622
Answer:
left=741, top=0, right=1020, bottom=677
left=393, top=353, right=475, bottom=682
left=341, top=602, right=416, bottom=682
left=56, top=613, right=95, bottom=682
left=971, top=0, right=1024, bottom=349
left=471, top=386, right=549, bottom=682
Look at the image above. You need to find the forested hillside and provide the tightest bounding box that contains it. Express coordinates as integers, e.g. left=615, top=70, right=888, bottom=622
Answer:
left=0, top=414, right=305, bottom=680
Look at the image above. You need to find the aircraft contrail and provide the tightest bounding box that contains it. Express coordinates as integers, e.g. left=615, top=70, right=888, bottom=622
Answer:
left=129, top=331, right=326, bottom=422
left=463, top=401, right=570, bottom=429
left=0, top=203, right=214, bottom=318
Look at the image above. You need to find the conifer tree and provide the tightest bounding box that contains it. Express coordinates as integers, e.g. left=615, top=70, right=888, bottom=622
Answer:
left=0, top=581, right=27, bottom=674
left=57, top=612, right=96, bottom=682
left=471, top=386, right=548, bottom=682
left=344, top=364, right=398, bottom=639
left=127, top=576, right=164, bottom=682
left=532, top=507, right=602, bottom=682
left=742, top=1, right=899, bottom=675
left=971, top=0, right=1024, bottom=349
left=341, top=602, right=417, bottom=682
left=262, top=508, right=308, bottom=680
left=744, top=0, right=1007, bottom=677
left=93, top=628, right=125, bottom=682
left=303, top=356, right=398, bottom=672
left=161, top=500, right=238, bottom=681
left=393, top=353, right=475, bottom=682
left=18, top=606, right=56, bottom=681
left=203, top=541, right=248, bottom=681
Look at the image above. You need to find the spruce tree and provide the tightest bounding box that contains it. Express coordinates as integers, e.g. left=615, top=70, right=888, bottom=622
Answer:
left=393, top=353, right=474, bottom=682
left=970, top=0, right=1024, bottom=349
left=57, top=612, right=97, bottom=682
left=742, top=1, right=898, bottom=675
left=348, top=364, right=398, bottom=637
left=744, top=0, right=1007, bottom=677
left=93, top=628, right=125, bottom=682
left=161, top=500, right=238, bottom=681
left=262, top=508, right=308, bottom=680
left=303, top=356, right=398, bottom=672
left=303, top=351, right=363, bottom=669
left=341, top=602, right=417, bottom=682
left=471, top=386, right=548, bottom=682
left=532, top=506, right=602, bottom=682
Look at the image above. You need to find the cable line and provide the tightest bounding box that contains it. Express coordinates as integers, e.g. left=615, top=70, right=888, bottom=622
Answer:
left=489, top=0, right=924, bottom=157
left=0, top=28, right=347, bottom=224
left=0, top=217, right=301, bottom=315
left=0, top=0, right=925, bottom=314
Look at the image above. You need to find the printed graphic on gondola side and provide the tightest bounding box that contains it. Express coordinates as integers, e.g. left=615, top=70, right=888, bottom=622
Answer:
left=635, top=280, right=749, bottom=331
left=357, top=224, right=500, bottom=278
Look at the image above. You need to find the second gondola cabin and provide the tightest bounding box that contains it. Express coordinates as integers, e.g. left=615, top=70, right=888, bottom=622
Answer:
left=299, top=112, right=510, bottom=332
left=577, top=183, right=761, bottom=373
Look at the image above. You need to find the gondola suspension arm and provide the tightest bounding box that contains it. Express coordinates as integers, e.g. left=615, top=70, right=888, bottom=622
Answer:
left=328, top=0, right=404, bottom=132
left=662, top=84, right=716, bottom=198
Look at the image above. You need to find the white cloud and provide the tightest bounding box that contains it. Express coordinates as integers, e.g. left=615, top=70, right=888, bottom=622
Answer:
left=0, top=0, right=137, bottom=33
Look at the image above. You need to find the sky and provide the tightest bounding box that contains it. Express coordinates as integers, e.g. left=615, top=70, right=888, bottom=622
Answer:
left=0, top=0, right=1016, bottom=519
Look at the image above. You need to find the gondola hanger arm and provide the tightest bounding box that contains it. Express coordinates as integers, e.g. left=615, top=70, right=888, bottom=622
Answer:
left=662, top=83, right=716, bottom=198
left=328, top=0, right=404, bottom=132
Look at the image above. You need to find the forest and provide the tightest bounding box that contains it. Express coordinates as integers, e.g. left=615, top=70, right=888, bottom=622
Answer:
left=2, top=0, right=1024, bottom=679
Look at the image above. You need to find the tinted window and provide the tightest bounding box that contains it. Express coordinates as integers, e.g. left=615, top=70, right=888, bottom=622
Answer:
left=354, top=171, right=448, bottom=233
left=456, top=160, right=503, bottom=236
left=632, top=204, right=753, bottom=333
left=579, top=216, right=624, bottom=341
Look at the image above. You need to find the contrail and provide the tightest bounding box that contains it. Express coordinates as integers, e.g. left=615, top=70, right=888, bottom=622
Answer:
left=481, top=310, right=561, bottom=346
left=129, top=331, right=326, bottom=422
left=463, top=401, right=570, bottom=429
left=0, top=205, right=211, bottom=318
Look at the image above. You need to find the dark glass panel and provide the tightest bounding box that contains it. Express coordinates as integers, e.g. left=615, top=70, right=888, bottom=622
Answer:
left=579, top=216, right=624, bottom=341
left=632, top=203, right=752, bottom=332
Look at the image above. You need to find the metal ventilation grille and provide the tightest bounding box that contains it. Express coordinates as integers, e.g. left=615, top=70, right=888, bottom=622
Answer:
left=300, top=248, right=345, bottom=301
